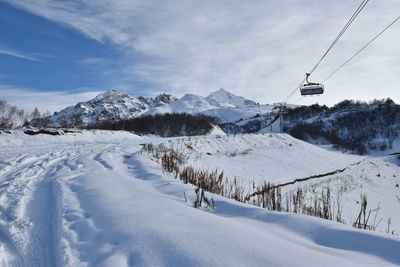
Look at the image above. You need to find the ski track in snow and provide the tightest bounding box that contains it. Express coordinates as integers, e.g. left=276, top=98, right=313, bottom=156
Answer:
left=0, top=132, right=399, bottom=266
left=0, top=142, right=122, bottom=266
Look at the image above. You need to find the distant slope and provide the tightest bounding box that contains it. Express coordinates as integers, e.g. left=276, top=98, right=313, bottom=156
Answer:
left=206, top=88, right=257, bottom=107
left=144, top=88, right=273, bottom=123
left=144, top=93, right=223, bottom=115
left=34, top=88, right=269, bottom=127
left=284, top=99, right=400, bottom=154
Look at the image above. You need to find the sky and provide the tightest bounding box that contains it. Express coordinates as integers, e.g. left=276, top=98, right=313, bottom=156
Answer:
left=0, top=0, right=399, bottom=112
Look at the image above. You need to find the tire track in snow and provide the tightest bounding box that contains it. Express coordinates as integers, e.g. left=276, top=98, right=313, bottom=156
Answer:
left=0, top=227, right=24, bottom=267
left=0, top=151, right=66, bottom=266
left=22, top=146, right=105, bottom=267
left=0, top=145, right=97, bottom=266
left=25, top=170, right=66, bottom=266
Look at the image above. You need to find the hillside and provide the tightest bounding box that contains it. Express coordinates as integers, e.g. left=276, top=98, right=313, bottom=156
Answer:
left=0, top=130, right=399, bottom=266
left=163, top=134, right=362, bottom=184
left=147, top=133, right=400, bottom=234
left=284, top=99, right=400, bottom=154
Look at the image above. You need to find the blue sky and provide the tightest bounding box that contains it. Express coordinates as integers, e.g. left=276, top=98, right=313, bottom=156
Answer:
left=0, top=0, right=399, bottom=112
left=0, top=2, right=111, bottom=90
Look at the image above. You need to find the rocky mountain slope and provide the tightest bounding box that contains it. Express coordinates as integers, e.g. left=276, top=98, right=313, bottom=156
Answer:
left=38, top=90, right=177, bottom=127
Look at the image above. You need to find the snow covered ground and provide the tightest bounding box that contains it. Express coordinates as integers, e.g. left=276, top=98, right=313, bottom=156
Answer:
left=151, top=134, right=400, bottom=234
left=161, top=134, right=363, bottom=184
left=0, top=130, right=399, bottom=266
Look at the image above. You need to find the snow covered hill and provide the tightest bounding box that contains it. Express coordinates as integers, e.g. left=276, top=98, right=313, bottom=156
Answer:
left=164, top=134, right=363, bottom=184
left=284, top=99, right=400, bottom=154
left=150, top=133, right=400, bottom=234
left=0, top=130, right=399, bottom=266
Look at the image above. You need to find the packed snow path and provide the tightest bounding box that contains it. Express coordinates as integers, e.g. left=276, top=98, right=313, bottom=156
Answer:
left=0, top=132, right=399, bottom=266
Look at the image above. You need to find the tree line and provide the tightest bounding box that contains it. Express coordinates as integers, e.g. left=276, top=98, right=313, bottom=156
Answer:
left=0, top=99, right=50, bottom=129
left=87, top=113, right=218, bottom=137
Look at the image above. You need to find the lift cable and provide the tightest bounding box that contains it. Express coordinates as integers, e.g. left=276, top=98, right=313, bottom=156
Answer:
left=308, top=0, right=370, bottom=76
left=284, top=0, right=370, bottom=101
left=322, top=15, right=400, bottom=83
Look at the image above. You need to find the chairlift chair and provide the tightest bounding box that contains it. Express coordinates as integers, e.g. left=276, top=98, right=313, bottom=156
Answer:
left=300, top=73, right=324, bottom=96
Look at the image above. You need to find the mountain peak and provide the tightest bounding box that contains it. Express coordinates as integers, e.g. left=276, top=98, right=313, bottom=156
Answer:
left=138, top=93, right=178, bottom=108
left=48, top=90, right=150, bottom=127
left=94, top=90, right=130, bottom=101
left=208, top=88, right=231, bottom=97
left=215, top=88, right=228, bottom=93
left=207, top=88, right=256, bottom=108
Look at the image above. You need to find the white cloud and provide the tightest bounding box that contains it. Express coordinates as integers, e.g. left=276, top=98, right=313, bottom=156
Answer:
left=0, top=85, right=102, bottom=112
left=0, top=48, right=38, bottom=61
left=79, top=57, right=110, bottom=65
left=2, top=0, right=400, bottom=106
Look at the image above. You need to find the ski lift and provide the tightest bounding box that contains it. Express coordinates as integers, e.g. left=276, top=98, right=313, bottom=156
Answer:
left=300, top=73, right=324, bottom=96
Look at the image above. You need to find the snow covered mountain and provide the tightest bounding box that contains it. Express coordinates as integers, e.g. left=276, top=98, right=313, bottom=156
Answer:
left=143, top=88, right=272, bottom=123
left=37, top=88, right=269, bottom=127
left=44, top=90, right=177, bottom=127
left=207, top=88, right=257, bottom=107
left=143, top=93, right=223, bottom=115
left=138, top=93, right=178, bottom=108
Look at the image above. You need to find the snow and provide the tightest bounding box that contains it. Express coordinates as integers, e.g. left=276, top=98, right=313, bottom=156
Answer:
left=143, top=89, right=275, bottom=123
left=47, top=88, right=273, bottom=126
left=207, top=125, right=226, bottom=136
left=0, top=131, right=399, bottom=266
left=298, top=156, right=400, bottom=234
left=42, top=88, right=295, bottom=128
left=0, top=129, right=140, bottom=149
left=155, top=133, right=400, bottom=233
left=164, top=133, right=363, bottom=184
left=47, top=90, right=177, bottom=127
left=49, top=90, right=149, bottom=127
left=202, top=104, right=275, bottom=123
left=144, top=93, right=223, bottom=115
left=206, top=88, right=256, bottom=108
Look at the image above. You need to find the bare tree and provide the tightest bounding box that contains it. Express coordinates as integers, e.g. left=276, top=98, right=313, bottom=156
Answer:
left=31, top=107, right=41, bottom=120
left=0, top=99, right=27, bottom=129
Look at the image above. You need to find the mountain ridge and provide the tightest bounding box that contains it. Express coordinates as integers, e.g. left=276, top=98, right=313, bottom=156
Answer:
left=37, top=89, right=263, bottom=127
left=46, top=90, right=177, bottom=127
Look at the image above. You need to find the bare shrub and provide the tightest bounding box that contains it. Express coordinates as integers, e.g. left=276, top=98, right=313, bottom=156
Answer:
left=352, top=195, right=384, bottom=231
left=194, top=188, right=214, bottom=209
left=142, top=142, right=390, bottom=232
